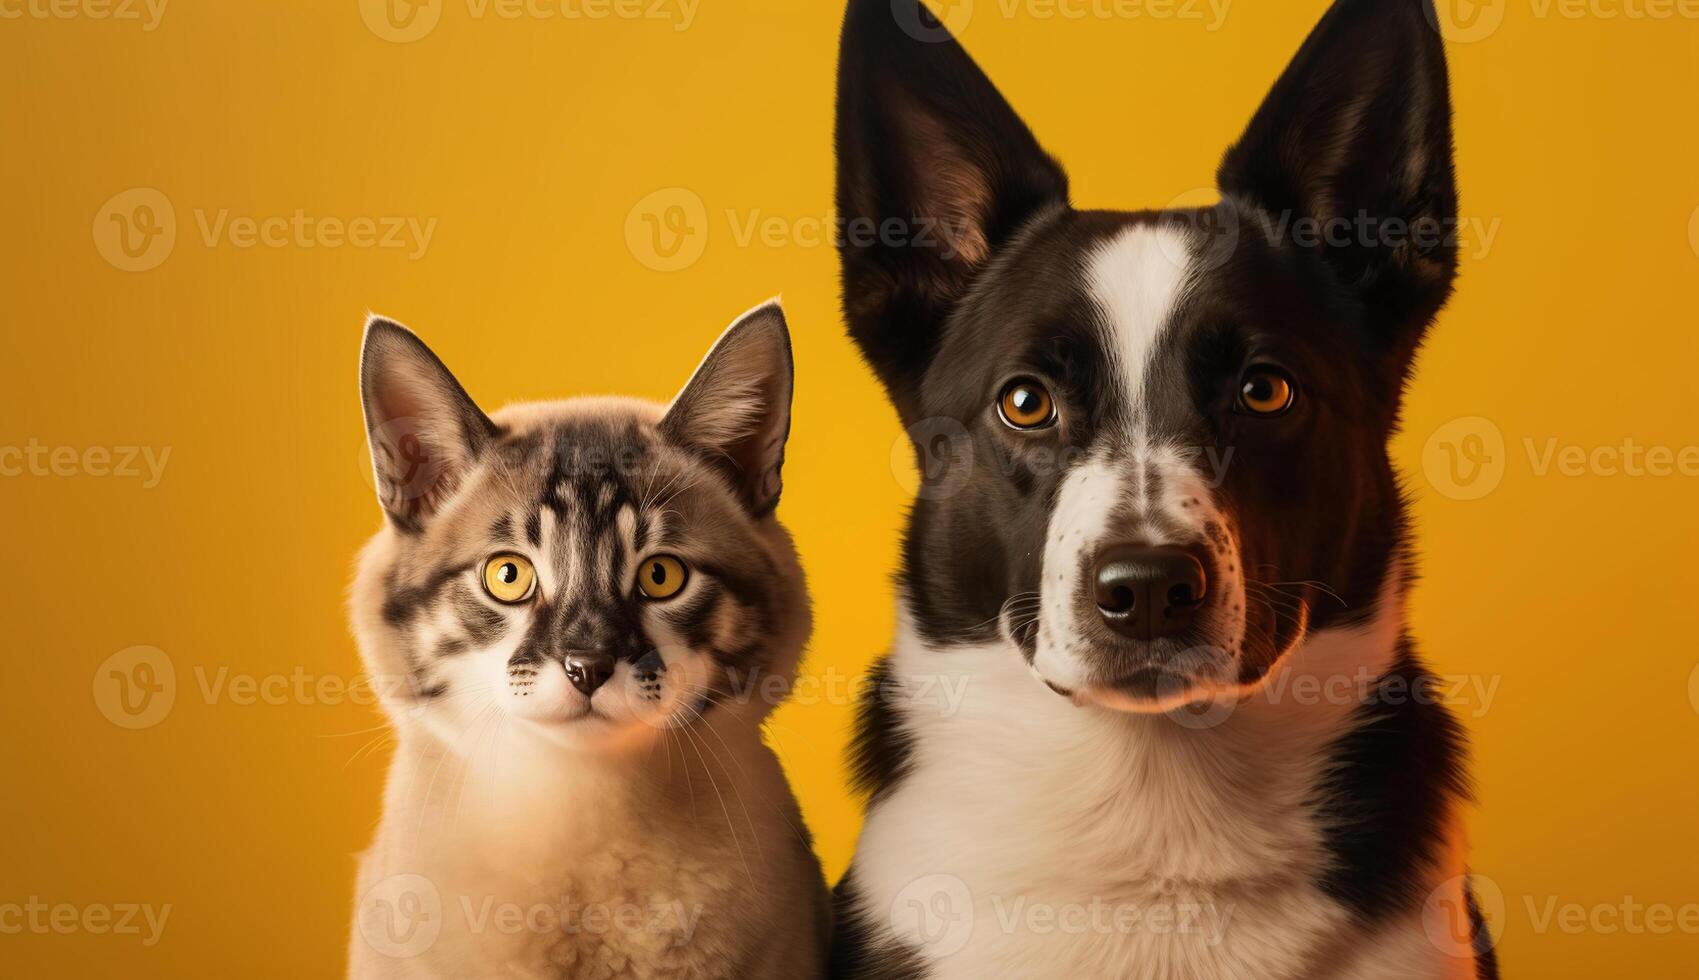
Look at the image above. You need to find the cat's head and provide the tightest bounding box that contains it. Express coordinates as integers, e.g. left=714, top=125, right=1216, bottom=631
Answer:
left=350, top=302, right=807, bottom=755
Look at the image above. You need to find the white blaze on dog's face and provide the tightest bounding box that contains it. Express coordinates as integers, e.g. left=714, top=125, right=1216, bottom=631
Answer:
left=836, top=0, right=1459, bottom=713
left=349, top=302, right=807, bottom=755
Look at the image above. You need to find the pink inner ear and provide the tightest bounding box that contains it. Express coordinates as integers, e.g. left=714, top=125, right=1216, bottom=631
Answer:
left=372, top=366, right=430, bottom=431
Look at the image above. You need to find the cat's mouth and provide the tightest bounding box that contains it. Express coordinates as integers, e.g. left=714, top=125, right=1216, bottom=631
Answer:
left=523, top=706, right=610, bottom=726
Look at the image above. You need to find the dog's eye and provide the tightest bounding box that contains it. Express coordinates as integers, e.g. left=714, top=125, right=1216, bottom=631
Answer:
left=482, top=554, right=537, bottom=604
left=636, top=555, right=689, bottom=600
left=998, top=379, right=1056, bottom=430
left=1238, top=369, right=1297, bottom=417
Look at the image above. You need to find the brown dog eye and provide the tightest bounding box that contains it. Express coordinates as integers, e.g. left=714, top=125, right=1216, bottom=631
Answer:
left=998, top=379, right=1056, bottom=430
left=1238, top=370, right=1297, bottom=416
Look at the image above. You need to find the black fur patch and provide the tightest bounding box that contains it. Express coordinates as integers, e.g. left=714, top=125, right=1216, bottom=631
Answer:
left=829, top=872, right=929, bottom=980
left=1312, top=639, right=1471, bottom=921
left=846, top=657, right=915, bottom=805
left=1468, top=884, right=1501, bottom=978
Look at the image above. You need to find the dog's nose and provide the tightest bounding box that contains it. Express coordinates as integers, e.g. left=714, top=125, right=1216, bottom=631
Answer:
left=1092, top=545, right=1208, bottom=641
left=562, top=654, right=616, bottom=696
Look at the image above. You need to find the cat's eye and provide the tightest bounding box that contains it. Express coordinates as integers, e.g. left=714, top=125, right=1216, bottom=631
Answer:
left=1238, top=369, right=1297, bottom=417
left=481, top=554, right=536, bottom=604
left=636, top=555, right=689, bottom=600
left=998, top=379, right=1056, bottom=430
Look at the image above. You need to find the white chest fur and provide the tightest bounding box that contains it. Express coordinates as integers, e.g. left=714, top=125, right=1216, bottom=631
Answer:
left=848, top=615, right=1471, bottom=980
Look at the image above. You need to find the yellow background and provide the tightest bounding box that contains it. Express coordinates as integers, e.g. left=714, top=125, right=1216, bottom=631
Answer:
left=3, top=0, right=1697, bottom=975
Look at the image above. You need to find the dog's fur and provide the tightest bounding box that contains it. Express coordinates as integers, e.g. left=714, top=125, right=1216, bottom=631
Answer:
left=347, top=303, right=828, bottom=979
left=829, top=1, right=1496, bottom=977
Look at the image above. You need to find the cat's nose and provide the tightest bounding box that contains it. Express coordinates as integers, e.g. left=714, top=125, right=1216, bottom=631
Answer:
left=562, top=653, right=616, bottom=696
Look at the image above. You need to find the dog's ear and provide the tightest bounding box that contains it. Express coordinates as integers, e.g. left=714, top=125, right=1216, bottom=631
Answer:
left=360, top=317, right=498, bottom=533
left=836, top=0, right=1069, bottom=415
left=1218, top=0, right=1458, bottom=350
left=661, top=301, right=794, bottom=517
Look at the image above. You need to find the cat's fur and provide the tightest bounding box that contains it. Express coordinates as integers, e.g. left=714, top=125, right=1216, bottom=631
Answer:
left=347, top=301, right=828, bottom=979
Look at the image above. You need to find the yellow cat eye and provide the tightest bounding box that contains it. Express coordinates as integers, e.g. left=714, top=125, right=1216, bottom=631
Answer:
left=481, top=554, right=536, bottom=604
left=636, top=555, right=688, bottom=600
left=998, top=379, right=1056, bottom=430
left=1238, top=370, right=1297, bottom=417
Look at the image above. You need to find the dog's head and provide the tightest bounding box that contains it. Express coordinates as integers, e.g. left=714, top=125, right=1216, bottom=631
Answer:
left=836, top=0, right=1457, bottom=711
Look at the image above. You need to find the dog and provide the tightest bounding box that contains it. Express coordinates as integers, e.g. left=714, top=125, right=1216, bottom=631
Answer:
left=828, top=0, right=1496, bottom=977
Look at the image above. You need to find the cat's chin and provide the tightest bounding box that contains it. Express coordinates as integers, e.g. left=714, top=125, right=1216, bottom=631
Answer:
left=515, top=710, right=676, bottom=753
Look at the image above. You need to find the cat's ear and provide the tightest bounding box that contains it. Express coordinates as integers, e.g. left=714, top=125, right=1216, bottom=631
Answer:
left=1217, top=0, right=1458, bottom=346
left=661, top=300, right=794, bottom=517
left=360, top=316, right=497, bottom=533
left=836, top=0, right=1069, bottom=415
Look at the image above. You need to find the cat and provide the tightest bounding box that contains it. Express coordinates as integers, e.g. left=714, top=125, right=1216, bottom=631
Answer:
left=346, top=300, right=827, bottom=979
